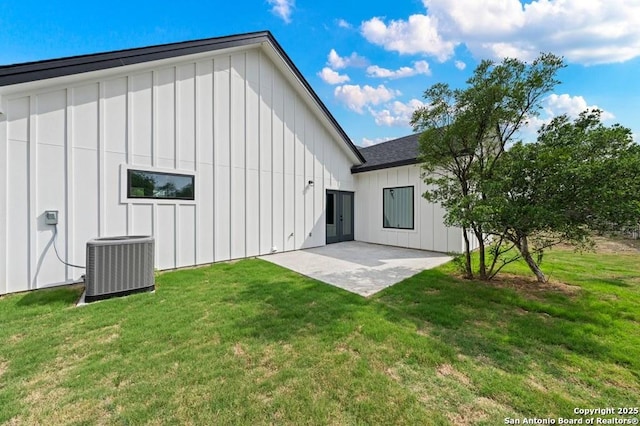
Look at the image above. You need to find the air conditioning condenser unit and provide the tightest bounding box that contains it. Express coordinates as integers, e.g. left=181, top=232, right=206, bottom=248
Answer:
left=85, top=236, right=155, bottom=302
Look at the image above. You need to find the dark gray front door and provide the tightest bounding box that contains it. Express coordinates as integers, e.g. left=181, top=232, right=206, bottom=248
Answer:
left=326, top=190, right=354, bottom=244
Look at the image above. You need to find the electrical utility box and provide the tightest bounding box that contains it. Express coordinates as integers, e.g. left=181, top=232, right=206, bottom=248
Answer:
left=45, top=210, right=59, bottom=225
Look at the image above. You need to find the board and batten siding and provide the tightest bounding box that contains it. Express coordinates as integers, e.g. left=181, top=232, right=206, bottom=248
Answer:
left=354, top=164, right=466, bottom=253
left=0, top=47, right=355, bottom=295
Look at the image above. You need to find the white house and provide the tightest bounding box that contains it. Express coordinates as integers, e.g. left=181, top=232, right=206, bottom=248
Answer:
left=0, top=31, right=466, bottom=296
left=353, top=134, right=465, bottom=252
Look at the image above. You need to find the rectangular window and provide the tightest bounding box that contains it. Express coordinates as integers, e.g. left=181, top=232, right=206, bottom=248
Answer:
left=383, top=186, right=414, bottom=229
left=127, top=169, right=195, bottom=200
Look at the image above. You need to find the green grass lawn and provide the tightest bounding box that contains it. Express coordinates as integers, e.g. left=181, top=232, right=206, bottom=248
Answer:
left=0, top=247, right=638, bottom=425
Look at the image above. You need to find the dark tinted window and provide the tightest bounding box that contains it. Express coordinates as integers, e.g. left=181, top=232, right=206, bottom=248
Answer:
left=128, top=169, right=194, bottom=200
left=327, top=193, right=335, bottom=225
left=383, top=186, right=414, bottom=229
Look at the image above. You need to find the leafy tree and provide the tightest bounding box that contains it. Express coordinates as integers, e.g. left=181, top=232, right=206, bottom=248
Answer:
left=482, top=110, right=640, bottom=282
left=411, top=53, right=565, bottom=279
left=158, top=182, right=177, bottom=197
left=176, top=182, right=194, bottom=199
left=130, top=172, right=155, bottom=197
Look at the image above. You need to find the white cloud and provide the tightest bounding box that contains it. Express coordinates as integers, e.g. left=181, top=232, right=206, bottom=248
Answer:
left=521, top=93, right=616, bottom=140
left=369, top=98, right=427, bottom=127
left=425, top=0, right=525, bottom=38
left=543, top=94, right=615, bottom=121
left=318, top=67, right=350, bottom=84
left=268, top=0, right=294, bottom=23
left=359, top=1, right=640, bottom=65
left=367, top=60, right=431, bottom=79
left=361, top=15, right=456, bottom=61
left=414, top=60, right=431, bottom=74
left=334, top=84, right=401, bottom=113
left=327, top=49, right=368, bottom=69
left=360, top=136, right=395, bottom=147
left=336, top=18, right=352, bottom=29
left=421, top=0, right=640, bottom=64
left=455, top=60, right=466, bottom=70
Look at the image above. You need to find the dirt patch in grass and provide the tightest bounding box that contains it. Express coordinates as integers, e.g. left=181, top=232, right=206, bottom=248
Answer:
left=449, top=397, right=511, bottom=426
left=0, top=359, right=8, bottom=378
left=24, top=397, right=113, bottom=426
left=593, top=236, right=640, bottom=253
left=416, top=326, right=431, bottom=337
left=96, top=324, right=120, bottom=344
left=17, top=363, right=113, bottom=425
left=485, top=274, right=581, bottom=298
left=526, top=376, right=548, bottom=393
left=8, top=334, right=24, bottom=344
left=384, top=367, right=401, bottom=382
left=451, top=268, right=580, bottom=298
left=436, top=363, right=471, bottom=386
left=233, top=342, right=247, bottom=358
left=447, top=402, right=486, bottom=426
left=255, top=346, right=280, bottom=381
left=335, top=342, right=359, bottom=356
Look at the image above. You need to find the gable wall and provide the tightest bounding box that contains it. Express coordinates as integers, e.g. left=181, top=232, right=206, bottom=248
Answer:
left=0, top=47, right=355, bottom=295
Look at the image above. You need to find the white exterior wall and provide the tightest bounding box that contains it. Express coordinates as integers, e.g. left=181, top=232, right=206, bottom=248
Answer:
left=0, top=47, right=356, bottom=295
left=354, top=164, right=466, bottom=253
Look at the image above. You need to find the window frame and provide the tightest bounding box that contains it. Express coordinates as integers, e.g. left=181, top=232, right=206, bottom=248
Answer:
left=127, top=168, right=195, bottom=201
left=382, top=185, right=415, bottom=230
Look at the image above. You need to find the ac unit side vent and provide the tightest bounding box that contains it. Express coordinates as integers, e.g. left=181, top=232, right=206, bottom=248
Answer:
left=85, top=236, right=155, bottom=302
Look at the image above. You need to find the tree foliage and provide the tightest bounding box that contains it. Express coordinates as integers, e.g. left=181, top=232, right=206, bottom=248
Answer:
left=482, top=110, right=640, bottom=282
left=411, top=53, right=565, bottom=280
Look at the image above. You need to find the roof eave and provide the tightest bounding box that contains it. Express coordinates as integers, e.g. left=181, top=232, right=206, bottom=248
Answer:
left=0, top=31, right=272, bottom=87
left=351, top=158, right=420, bottom=174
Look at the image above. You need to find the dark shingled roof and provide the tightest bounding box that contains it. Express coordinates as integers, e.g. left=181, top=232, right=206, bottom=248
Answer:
left=351, top=133, right=420, bottom=173
left=0, top=30, right=365, bottom=164
left=0, top=31, right=272, bottom=86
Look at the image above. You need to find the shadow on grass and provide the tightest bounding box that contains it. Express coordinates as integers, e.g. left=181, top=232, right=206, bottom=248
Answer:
left=220, top=261, right=369, bottom=342
left=192, top=259, right=620, bottom=376
left=374, top=268, right=622, bottom=374
left=7, top=258, right=635, bottom=379
left=592, top=278, right=632, bottom=288
left=15, top=285, right=82, bottom=308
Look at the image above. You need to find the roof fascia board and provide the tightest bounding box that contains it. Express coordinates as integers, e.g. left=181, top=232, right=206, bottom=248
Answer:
left=351, top=158, right=420, bottom=174
left=0, top=44, right=253, bottom=97
left=0, top=32, right=269, bottom=86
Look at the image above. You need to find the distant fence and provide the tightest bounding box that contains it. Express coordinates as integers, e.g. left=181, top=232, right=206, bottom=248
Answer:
left=624, top=224, right=640, bottom=240
left=607, top=224, right=640, bottom=239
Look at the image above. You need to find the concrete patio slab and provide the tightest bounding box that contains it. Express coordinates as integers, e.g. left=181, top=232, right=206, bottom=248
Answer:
left=259, top=241, right=452, bottom=297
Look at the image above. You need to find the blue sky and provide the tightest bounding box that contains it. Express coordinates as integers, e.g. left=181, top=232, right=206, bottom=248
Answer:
left=1, top=0, right=638, bottom=147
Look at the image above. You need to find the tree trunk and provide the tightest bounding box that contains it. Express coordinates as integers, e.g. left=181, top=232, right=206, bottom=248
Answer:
left=474, top=228, right=488, bottom=280
left=520, top=235, right=547, bottom=283
left=462, top=227, right=473, bottom=279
